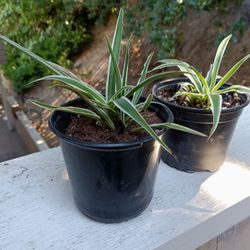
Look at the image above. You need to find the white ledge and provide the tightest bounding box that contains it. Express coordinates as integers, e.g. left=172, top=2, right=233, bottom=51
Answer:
left=0, top=105, right=250, bottom=250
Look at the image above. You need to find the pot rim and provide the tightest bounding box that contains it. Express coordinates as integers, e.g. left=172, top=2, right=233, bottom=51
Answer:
left=152, top=77, right=250, bottom=114
left=49, top=98, right=173, bottom=150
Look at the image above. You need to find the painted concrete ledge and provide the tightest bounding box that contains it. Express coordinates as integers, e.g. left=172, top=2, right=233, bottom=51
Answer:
left=0, top=73, right=48, bottom=154
left=0, top=105, right=250, bottom=250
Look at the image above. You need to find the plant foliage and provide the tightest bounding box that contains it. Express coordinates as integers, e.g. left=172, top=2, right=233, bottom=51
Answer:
left=155, top=34, right=250, bottom=139
left=0, top=8, right=206, bottom=153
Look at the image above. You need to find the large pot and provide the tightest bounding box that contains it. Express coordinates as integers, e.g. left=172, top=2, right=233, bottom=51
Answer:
left=49, top=98, right=173, bottom=223
left=152, top=78, right=250, bottom=172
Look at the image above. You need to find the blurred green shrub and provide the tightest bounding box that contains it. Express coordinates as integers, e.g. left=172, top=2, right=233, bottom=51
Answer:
left=216, top=17, right=248, bottom=45
left=1, top=0, right=244, bottom=93
left=0, top=1, right=93, bottom=92
left=0, top=0, right=123, bottom=93
left=84, top=0, right=124, bottom=25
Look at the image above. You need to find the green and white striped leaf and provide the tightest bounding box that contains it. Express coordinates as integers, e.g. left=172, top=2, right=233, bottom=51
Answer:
left=121, top=36, right=132, bottom=91
left=106, top=8, right=124, bottom=101
left=141, top=94, right=153, bottom=112
left=136, top=94, right=153, bottom=112
left=208, top=34, right=232, bottom=89
left=212, top=54, right=250, bottom=92
left=205, top=63, right=213, bottom=85
left=132, top=53, right=153, bottom=104
left=132, top=122, right=207, bottom=137
left=155, top=59, right=203, bottom=93
left=150, top=123, right=207, bottom=137
left=178, top=65, right=203, bottom=93
left=108, top=85, right=134, bottom=102
left=120, top=37, right=132, bottom=126
left=189, top=66, right=209, bottom=94
left=30, top=100, right=102, bottom=121
left=29, top=75, right=105, bottom=103
left=127, top=71, right=186, bottom=98
left=175, top=91, right=206, bottom=98
left=50, top=83, right=113, bottom=111
left=153, top=59, right=190, bottom=71
left=215, top=84, right=250, bottom=95
left=106, top=37, right=122, bottom=91
left=49, top=82, right=110, bottom=108
left=114, top=96, right=173, bottom=155
left=208, top=94, right=222, bottom=139
left=50, top=84, right=115, bottom=130
left=47, top=61, right=81, bottom=80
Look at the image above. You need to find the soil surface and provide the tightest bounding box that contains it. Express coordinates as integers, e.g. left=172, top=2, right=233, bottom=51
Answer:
left=156, top=86, right=244, bottom=109
left=65, top=110, right=162, bottom=143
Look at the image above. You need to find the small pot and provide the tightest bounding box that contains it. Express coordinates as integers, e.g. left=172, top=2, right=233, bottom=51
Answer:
left=152, top=78, right=250, bottom=172
left=49, top=98, right=173, bottom=223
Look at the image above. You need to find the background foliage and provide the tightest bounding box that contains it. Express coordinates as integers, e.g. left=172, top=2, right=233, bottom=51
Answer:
left=0, top=0, right=246, bottom=93
left=125, top=0, right=244, bottom=59
left=0, top=0, right=121, bottom=93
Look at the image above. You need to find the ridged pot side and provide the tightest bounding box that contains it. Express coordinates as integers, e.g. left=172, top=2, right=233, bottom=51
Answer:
left=152, top=78, right=250, bottom=172
left=49, top=98, right=173, bottom=222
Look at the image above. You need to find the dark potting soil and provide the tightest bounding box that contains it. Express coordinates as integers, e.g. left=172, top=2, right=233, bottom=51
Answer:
left=157, top=87, right=243, bottom=109
left=65, top=110, right=162, bottom=143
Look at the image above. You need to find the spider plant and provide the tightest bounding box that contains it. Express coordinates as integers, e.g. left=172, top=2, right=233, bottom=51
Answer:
left=154, top=34, right=250, bottom=139
left=0, top=8, right=206, bottom=154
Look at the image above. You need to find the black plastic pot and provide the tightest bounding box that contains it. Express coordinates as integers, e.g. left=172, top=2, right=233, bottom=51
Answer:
left=153, top=78, right=250, bottom=172
left=49, top=98, right=173, bottom=223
